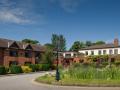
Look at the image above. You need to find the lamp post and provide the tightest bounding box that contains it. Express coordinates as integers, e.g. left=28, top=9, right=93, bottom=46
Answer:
left=55, top=41, right=60, bottom=81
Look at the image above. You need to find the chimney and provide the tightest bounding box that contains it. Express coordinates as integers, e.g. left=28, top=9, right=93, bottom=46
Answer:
left=114, top=38, right=119, bottom=47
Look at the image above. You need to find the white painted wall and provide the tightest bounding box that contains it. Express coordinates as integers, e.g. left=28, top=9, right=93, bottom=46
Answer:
left=63, top=52, right=76, bottom=58
left=79, top=48, right=120, bottom=56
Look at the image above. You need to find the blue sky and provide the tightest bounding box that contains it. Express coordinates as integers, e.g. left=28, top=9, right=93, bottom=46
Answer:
left=0, top=0, right=120, bottom=49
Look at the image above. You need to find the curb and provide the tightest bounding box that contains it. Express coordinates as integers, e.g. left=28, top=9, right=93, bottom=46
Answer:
left=0, top=71, right=54, bottom=77
left=32, top=79, right=120, bottom=88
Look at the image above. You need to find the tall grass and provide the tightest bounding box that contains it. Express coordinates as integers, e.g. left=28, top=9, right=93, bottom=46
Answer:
left=60, top=64, right=120, bottom=80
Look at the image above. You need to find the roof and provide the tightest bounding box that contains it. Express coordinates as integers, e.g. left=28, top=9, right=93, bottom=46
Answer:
left=0, top=38, right=45, bottom=52
left=80, top=44, right=120, bottom=50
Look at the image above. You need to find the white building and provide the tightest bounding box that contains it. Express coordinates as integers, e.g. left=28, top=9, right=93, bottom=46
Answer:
left=79, top=39, right=120, bottom=56
left=62, top=51, right=78, bottom=58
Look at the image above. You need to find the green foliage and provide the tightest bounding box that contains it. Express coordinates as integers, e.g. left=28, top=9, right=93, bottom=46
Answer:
left=40, top=48, right=54, bottom=66
left=85, top=41, right=93, bottom=47
left=10, top=65, right=23, bottom=74
left=22, top=39, right=39, bottom=44
left=44, top=43, right=54, bottom=50
left=88, top=55, right=109, bottom=62
left=21, top=66, right=32, bottom=73
left=115, top=61, right=120, bottom=66
left=0, top=66, right=6, bottom=75
left=51, top=34, right=66, bottom=51
left=93, top=41, right=105, bottom=45
left=42, top=64, right=50, bottom=71
left=70, top=41, right=85, bottom=52
left=28, top=64, right=36, bottom=72
left=27, top=64, right=50, bottom=71
left=62, top=64, right=120, bottom=80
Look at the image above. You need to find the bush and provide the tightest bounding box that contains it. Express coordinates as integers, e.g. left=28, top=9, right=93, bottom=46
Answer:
left=21, top=66, right=32, bottom=73
left=10, top=65, right=23, bottom=74
left=51, top=64, right=57, bottom=70
left=37, top=64, right=43, bottom=71
left=42, top=64, right=50, bottom=71
left=28, top=64, right=36, bottom=72
left=115, top=61, right=120, bottom=66
left=0, top=66, right=6, bottom=75
left=5, top=67, right=9, bottom=73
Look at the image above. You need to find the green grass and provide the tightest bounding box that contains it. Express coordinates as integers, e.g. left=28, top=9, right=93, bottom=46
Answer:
left=36, top=64, right=120, bottom=86
left=36, top=75, right=120, bottom=86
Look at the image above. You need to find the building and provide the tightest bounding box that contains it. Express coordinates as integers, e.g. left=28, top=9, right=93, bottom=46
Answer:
left=58, top=51, right=84, bottom=66
left=0, top=38, right=45, bottom=66
left=79, top=39, right=120, bottom=56
left=62, top=51, right=78, bottom=58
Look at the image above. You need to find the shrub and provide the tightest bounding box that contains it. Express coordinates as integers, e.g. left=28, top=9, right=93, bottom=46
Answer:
left=5, top=67, right=9, bottom=73
left=115, top=61, right=120, bottom=66
left=51, top=64, right=57, bottom=70
left=21, top=66, right=32, bottom=73
left=10, top=65, right=23, bottom=74
left=37, top=64, right=43, bottom=71
left=42, top=64, right=50, bottom=71
left=0, top=66, right=6, bottom=75
left=28, top=64, right=36, bottom=72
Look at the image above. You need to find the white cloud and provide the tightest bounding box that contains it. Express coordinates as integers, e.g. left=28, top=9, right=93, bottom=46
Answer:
left=0, top=10, right=30, bottom=24
left=0, top=0, right=33, bottom=24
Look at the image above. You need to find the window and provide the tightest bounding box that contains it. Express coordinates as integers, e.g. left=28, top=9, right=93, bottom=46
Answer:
left=9, top=61, right=18, bottom=66
left=98, top=50, right=101, bottom=55
left=114, top=49, right=118, bottom=54
left=85, top=51, right=88, bottom=55
left=25, top=51, right=32, bottom=58
left=65, top=54, right=71, bottom=58
left=109, top=50, right=113, bottom=55
left=91, top=51, right=94, bottom=55
left=74, top=54, right=77, bottom=57
left=103, top=50, right=106, bottom=55
left=9, top=50, right=18, bottom=57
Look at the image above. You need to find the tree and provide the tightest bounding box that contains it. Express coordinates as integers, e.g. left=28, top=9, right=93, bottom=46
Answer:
left=85, top=41, right=93, bottom=47
left=44, top=43, right=54, bottom=50
left=51, top=34, right=66, bottom=51
left=40, top=44, right=54, bottom=68
left=94, top=41, right=105, bottom=45
left=70, top=41, right=85, bottom=52
left=59, top=35, right=66, bottom=51
left=22, top=39, right=39, bottom=44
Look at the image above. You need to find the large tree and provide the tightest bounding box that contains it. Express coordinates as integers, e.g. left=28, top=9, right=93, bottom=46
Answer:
left=70, top=41, right=85, bottom=52
left=94, top=41, right=105, bottom=45
left=22, top=39, right=39, bottom=44
left=85, top=41, right=93, bottom=47
left=51, top=34, right=66, bottom=51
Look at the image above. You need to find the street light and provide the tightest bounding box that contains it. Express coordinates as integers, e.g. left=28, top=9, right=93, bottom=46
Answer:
left=54, top=41, right=60, bottom=81
left=55, top=49, right=60, bottom=81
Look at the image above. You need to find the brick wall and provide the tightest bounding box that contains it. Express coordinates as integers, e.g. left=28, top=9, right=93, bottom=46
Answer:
left=3, top=49, right=35, bottom=66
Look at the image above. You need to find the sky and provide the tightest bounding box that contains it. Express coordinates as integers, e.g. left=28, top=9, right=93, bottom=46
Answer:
left=0, top=0, right=120, bottom=49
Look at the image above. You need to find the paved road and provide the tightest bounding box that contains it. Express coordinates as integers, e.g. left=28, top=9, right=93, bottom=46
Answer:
left=0, top=72, right=120, bottom=90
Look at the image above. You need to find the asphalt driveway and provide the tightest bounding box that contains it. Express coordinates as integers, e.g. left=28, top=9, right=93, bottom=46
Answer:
left=0, top=71, right=120, bottom=90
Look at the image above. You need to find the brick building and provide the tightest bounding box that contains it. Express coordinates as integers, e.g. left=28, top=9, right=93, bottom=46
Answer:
left=0, top=38, right=45, bottom=66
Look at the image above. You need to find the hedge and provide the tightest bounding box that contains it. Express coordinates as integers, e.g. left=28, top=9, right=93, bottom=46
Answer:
left=42, top=64, right=50, bottom=71
left=0, top=66, right=6, bottom=75
left=10, top=65, right=23, bottom=74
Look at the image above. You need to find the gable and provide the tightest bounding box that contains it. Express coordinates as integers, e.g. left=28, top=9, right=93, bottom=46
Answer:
left=25, top=44, right=33, bottom=50
left=9, top=42, right=20, bottom=49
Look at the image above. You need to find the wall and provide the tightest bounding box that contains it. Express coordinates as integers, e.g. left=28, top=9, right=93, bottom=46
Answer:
left=79, top=48, right=120, bottom=56
left=3, top=49, right=35, bottom=66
